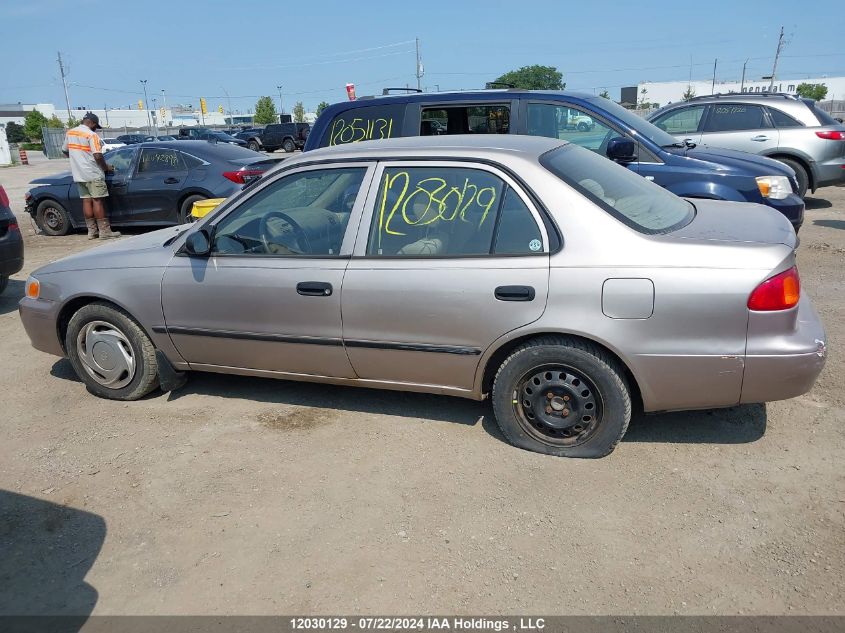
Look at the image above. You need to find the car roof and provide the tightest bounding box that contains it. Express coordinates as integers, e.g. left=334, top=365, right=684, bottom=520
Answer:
left=296, top=134, right=566, bottom=161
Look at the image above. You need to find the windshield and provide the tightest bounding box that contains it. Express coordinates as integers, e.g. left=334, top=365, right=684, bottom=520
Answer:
left=540, top=144, right=694, bottom=234
left=585, top=96, right=679, bottom=147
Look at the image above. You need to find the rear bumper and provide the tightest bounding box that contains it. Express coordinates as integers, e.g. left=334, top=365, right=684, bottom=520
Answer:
left=814, top=159, right=845, bottom=188
left=0, top=226, right=24, bottom=276
left=740, top=294, right=827, bottom=404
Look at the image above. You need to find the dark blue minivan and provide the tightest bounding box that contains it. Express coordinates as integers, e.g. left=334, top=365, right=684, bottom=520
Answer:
left=304, top=90, right=804, bottom=229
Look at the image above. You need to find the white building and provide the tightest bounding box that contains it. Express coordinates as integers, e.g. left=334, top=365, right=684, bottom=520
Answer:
left=637, top=76, right=845, bottom=107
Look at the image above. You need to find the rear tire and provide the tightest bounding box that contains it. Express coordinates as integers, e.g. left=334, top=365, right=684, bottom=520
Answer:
left=283, top=138, right=295, bottom=153
left=35, top=199, right=71, bottom=236
left=491, top=336, right=631, bottom=458
left=65, top=301, right=159, bottom=401
left=776, top=157, right=809, bottom=198
left=179, top=194, right=206, bottom=224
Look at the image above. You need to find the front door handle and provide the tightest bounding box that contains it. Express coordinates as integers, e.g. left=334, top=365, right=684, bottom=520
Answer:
left=751, top=135, right=770, bottom=142
left=296, top=281, right=333, bottom=297
left=495, top=285, right=535, bottom=301
left=163, top=177, right=180, bottom=184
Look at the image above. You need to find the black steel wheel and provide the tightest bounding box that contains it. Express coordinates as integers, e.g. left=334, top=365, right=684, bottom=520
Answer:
left=35, top=199, right=71, bottom=236
left=282, top=138, right=295, bottom=153
left=492, top=336, right=631, bottom=458
left=247, top=140, right=261, bottom=152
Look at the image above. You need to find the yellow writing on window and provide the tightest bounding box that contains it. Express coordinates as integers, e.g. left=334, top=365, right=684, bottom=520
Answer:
left=329, top=117, right=394, bottom=146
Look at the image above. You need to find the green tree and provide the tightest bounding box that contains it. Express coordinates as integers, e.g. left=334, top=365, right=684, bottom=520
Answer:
left=493, top=65, right=564, bottom=90
left=4, top=121, right=26, bottom=143
left=598, top=89, right=610, bottom=99
left=293, top=101, right=306, bottom=123
left=23, top=110, right=49, bottom=141
left=682, top=85, right=696, bottom=100
left=316, top=101, right=330, bottom=118
left=65, top=114, right=80, bottom=128
left=47, top=114, right=66, bottom=128
left=253, top=96, right=277, bottom=124
left=795, top=83, right=828, bottom=101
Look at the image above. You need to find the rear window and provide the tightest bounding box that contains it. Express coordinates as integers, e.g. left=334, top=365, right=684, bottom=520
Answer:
left=540, top=144, right=694, bottom=234
left=320, top=104, right=405, bottom=147
left=806, top=101, right=840, bottom=126
left=193, top=143, right=263, bottom=160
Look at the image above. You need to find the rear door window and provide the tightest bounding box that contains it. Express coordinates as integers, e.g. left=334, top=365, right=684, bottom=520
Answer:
left=420, top=104, right=510, bottom=136
left=703, top=104, right=770, bottom=132
left=321, top=104, right=406, bottom=147
left=767, top=108, right=804, bottom=128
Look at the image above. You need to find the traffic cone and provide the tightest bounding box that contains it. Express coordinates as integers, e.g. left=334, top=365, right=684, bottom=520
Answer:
left=18, top=149, right=28, bottom=165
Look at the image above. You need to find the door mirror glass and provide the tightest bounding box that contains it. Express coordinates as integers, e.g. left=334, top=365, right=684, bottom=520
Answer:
left=184, top=230, right=211, bottom=256
left=606, top=137, right=637, bottom=163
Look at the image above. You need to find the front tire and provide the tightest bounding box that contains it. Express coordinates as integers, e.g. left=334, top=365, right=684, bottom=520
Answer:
left=776, top=157, right=809, bottom=198
left=492, top=336, right=631, bottom=458
left=35, top=199, right=71, bottom=236
left=65, top=302, right=159, bottom=401
left=247, top=140, right=261, bottom=152
left=577, top=121, right=590, bottom=131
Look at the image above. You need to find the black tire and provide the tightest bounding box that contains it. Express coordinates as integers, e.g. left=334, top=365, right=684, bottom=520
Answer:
left=776, top=157, right=809, bottom=198
left=179, top=194, right=206, bottom=224
left=65, top=301, right=159, bottom=401
left=35, top=199, right=72, bottom=236
left=0, top=275, right=7, bottom=295
left=491, top=336, right=631, bottom=458
left=247, top=140, right=261, bottom=152
left=577, top=121, right=589, bottom=131
left=282, top=138, right=295, bottom=153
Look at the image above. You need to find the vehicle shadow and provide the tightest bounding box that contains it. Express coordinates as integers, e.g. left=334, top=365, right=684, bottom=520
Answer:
left=804, top=197, right=832, bottom=210
left=0, top=278, right=24, bottom=316
left=813, top=219, right=845, bottom=231
left=0, top=490, right=106, bottom=630
left=50, top=360, right=768, bottom=446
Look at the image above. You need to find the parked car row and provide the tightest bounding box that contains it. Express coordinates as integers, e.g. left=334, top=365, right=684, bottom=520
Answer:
left=0, top=185, right=23, bottom=295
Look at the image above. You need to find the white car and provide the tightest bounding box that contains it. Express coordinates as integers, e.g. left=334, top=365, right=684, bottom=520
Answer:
left=101, top=138, right=126, bottom=153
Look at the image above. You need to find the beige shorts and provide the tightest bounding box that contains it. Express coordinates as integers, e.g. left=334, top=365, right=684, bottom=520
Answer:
left=77, top=179, right=109, bottom=199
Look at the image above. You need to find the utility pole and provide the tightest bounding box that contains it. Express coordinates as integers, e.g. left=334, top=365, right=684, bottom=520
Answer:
left=277, top=85, right=283, bottom=115
left=57, top=52, right=72, bottom=123
left=711, top=58, right=717, bottom=95
left=161, top=89, right=168, bottom=129
left=222, top=87, right=233, bottom=125
left=152, top=97, right=159, bottom=136
left=740, top=58, right=749, bottom=92
left=104, top=103, right=109, bottom=127
left=769, top=26, right=785, bottom=91
left=140, top=79, right=152, bottom=133
left=415, top=38, right=423, bottom=91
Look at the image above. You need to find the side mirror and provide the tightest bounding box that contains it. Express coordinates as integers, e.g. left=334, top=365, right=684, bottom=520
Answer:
left=184, top=229, right=211, bottom=256
left=606, top=137, right=637, bottom=163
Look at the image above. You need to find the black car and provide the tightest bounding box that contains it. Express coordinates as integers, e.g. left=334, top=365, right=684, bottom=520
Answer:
left=116, top=134, right=148, bottom=145
left=0, top=185, right=24, bottom=294
left=241, top=122, right=310, bottom=153
left=176, top=128, right=247, bottom=146
left=145, top=135, right=177, bottom=141
left=25, top=141, right=280, bottom=235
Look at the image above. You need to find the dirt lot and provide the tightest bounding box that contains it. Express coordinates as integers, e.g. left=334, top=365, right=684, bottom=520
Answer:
left=1, top=157, right=843, bottom=616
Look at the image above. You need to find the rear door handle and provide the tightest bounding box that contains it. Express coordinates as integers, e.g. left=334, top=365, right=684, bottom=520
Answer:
left=495, top=285, right=535, bottom=301
left=751, top=135, right=770, bottom=142
left=163, top=177, right=180, bottom=184
left=296, top=281, right=333, bottom=297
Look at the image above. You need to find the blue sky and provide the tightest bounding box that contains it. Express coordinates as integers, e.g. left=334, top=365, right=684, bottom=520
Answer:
left=2, top=0, right=843, bottom=113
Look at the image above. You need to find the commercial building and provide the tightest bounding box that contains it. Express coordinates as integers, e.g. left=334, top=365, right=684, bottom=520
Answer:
left=633, top=76, right=845, bottom=107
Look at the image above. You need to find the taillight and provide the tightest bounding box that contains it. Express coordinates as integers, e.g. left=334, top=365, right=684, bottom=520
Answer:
left=748, top=267, right=800, bottom=311
left=8, top=222, right=19, bottom=233
left=0, top=186, right=9, bottom=208
left=815, top=130, right=845, bottom=140
left=223, top=169, right=264, bottom=184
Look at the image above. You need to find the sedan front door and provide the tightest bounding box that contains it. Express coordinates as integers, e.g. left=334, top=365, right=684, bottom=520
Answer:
left=161, top=163, right=374, bottom=378
left=341, top=162, right=551, bottom=394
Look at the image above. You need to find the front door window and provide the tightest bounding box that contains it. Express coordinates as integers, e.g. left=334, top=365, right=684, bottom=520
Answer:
left=526, top=103, right=617, bottom=152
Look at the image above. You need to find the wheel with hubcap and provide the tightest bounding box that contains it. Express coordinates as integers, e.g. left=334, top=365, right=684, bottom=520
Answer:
left=577, top=121, right=590, bottom=132
left=247, top=140, right=261, bottom=152
left=36, top=199, right=71, bottom=236
left=65, top=301, right=160, bottom=400
left=492, top=336, right=631, bottom=458
left=282, top=138, right=296, bottom=153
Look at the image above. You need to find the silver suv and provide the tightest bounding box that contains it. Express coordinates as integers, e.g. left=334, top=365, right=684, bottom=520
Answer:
left=649, top=93, right=845, bottom=197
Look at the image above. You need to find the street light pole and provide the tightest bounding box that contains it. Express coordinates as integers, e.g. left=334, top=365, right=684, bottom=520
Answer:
left=161, top=89, right=168, bottom=131
left=222, top=86, right=233, bottom=126
left=140, top=79, right=152, bottom=133
left=277, top=85, right=283, bottom=116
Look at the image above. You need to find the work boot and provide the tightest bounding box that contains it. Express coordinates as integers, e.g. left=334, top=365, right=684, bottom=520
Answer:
left=85, top=218, right=99, bottom=240
left=96, top=218, right=121, bottom=239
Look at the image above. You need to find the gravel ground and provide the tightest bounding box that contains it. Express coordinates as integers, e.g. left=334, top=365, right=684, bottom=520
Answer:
left=0, top=158, right=843, bottom=616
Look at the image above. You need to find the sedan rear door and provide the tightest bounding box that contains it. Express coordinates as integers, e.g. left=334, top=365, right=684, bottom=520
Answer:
left=341, top=161, right=551, bottom=394
left=124, top=147, right=191, bottom=223
left=700, top=102, right=779, bottom=154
